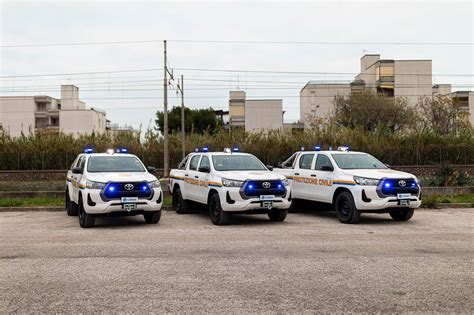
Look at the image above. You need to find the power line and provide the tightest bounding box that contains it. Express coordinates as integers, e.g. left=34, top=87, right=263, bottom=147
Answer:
left=0, top=68, right=162, bottom=79
left=1, top=39, right=473, bottom=48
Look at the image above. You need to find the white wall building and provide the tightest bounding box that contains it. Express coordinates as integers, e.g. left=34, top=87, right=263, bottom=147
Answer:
left=228, top=91, right=284, bottom=133
left=0, top=85, right=107, bottom=137
left=300, top=54, right=464, bottom=128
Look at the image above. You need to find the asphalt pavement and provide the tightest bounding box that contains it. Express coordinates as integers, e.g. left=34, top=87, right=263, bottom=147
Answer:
left=1, top=208, right=473, bottom=313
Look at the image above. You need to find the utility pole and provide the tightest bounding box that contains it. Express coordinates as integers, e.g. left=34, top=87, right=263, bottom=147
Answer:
left=163, top=40, right=174, bottom=177
left=177, top=75, right=185, bottom=158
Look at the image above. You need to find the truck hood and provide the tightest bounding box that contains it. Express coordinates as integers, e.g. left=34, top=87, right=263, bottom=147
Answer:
left=216, top=171, right=286, bottom=182
left=342, top=169, right=416, bottom=180
left=86, top=172, right=157, bottom=183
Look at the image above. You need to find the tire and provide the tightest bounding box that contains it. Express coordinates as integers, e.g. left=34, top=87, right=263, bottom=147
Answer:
left=173, top=188, right=189, bottom=214
left=287, top=198, right=298, bottom=213
left=78, top=196, right=95, bottom=228
left=268, top=209, right=288, bottom=222
left=65, top=188, right=78, bottom=216
left=389, top=208, right=415, bottom=221
left=335, top=191, right=360, bottom=224
left=144, top=211, right=161, bottom=224
left=209, top=193, right=229, bottom=225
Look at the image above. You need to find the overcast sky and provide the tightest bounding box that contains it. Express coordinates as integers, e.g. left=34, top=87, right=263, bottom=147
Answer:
left=1, top=0, right=473, bottom=131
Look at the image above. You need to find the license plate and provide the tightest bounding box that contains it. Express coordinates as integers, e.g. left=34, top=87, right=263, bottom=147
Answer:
left=122, top=203, right=137, bottom=211
left=121, top=197, right=138, bottom=203
left=259, top=195, right=275, bottom=201
left=397, top=193, right=411, bottom=199
left=399, top=200, right=410, bottom=206
left=262, top=201, right=273, bottom=209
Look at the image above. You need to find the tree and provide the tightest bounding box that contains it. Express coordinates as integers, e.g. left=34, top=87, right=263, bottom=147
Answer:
left=331, top=92, right=415, bottom=132
left=415, top=95, right=471, bottom=134
left=155, top=106, right=222, bottom=134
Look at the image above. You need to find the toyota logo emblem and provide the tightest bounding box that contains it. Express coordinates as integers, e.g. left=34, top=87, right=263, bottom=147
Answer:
left=398, top=180, right=406, bottom=187
left=124, top=183, right=134, bottom=191
left=262, top=182, right=271, bottom=189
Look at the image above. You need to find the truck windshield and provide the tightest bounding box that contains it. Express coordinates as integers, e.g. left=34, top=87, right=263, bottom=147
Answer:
left=331, top=153, right=387, bottom=170
left=87, top=156, right=146, bottom=173
left=212, top=155, right=267, bottom=171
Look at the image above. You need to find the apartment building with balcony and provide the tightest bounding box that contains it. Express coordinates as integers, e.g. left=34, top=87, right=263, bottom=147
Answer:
left=228, top=91, right=285, bottom=133
left=0, top=85, right=107, bottom=137
left=300, top=54, right=457, bottom=128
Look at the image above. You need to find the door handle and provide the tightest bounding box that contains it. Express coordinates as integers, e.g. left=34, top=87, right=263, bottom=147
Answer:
left=194, top=176, right=199, bottom=179
left=311, top=174, right=317, bottom=177
left=185, top=174, right=189, bottom=177
left=294, top=173, right=300, bottom=176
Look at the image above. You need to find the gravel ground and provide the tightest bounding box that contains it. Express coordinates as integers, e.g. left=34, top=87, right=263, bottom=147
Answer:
left=0, top=208, right=473, bottom=313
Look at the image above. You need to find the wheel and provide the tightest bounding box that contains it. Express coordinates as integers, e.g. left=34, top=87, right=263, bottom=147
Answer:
left=78, top=196, right=95, bottom=228
left=173, top=188, right=189, bottom=214
left=144, top=211, right=161, bottom=224
left=389, top=208, right=415, bottom=221
left=335, top=191, right=360, bottom=224
left=287, top=197, right=298, bottom=213
left=65, top=188, right=78, bottom=216
left=268, top=209, right=287, bottom=222
left=209, top=193, right=229, bottom=225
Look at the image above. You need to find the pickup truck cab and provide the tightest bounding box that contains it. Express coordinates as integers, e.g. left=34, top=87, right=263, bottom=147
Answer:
left=273, top=147, right=421, bottom=223
left=66, top=149, right=163, bottom=228
left=168, top=148, right=291, bottom=225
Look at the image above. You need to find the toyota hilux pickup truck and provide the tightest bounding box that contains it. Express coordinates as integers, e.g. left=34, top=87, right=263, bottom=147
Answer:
left=168, top=148, right=291, bottom=225
left=66, top=149, right=163, bottom=228
left=273, top=147, right=421, bottom=224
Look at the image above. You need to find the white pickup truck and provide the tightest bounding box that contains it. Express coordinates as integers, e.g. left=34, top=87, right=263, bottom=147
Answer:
left=273, top=148, right=421, bottom=223
left=168, top=149, right=291, bottom=225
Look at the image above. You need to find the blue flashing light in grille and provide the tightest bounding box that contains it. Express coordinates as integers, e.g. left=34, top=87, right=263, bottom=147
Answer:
left=277, top=184, right=283, bottom=189
left=248, top=184, right=254, bottom=190
left=108, top=186, right=115, bottom=192
left=142, top=185, right=148, bottom=191
left=384, top=183, right=391, bottom=188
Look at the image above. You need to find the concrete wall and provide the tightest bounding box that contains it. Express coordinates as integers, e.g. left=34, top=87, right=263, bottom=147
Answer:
left=245, top=99, right=283, bottom=133
left=60, top=85, right=84, bottom=110
left=394, top=60, right=432, bottom=105
left=0, top=97, right=36, bottom=137
left=59, top=109, right=106, bottom=136
left=300, top=84, right=351, bottom=126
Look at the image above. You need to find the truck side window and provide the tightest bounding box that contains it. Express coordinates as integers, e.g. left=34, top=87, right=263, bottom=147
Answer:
left=189, top=155, right=201, bottom=171
left=315, top=154, right=332, bottom=170
left=200, top=156, right=210, bottom=169
left=178, top=155, right=189, bottom=170
left=299, top=154, right=314, bottom=170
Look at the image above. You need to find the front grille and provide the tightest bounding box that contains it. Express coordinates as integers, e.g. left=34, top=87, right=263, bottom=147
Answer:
left=102, top=181, right=152, bottom=200
left=378, top=178, right=419, bottom=197
left=240, top=180, right=286, bottom=199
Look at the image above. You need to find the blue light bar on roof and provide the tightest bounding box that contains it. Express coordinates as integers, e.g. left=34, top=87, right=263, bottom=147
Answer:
left=232, top=146, right=240, bottom=152
left=194, top=147, right=199, bottom=152
left=202, top=146, right=209, bottom=152
left=314, top=145, right=321, bottom=151
left=84, top=147, right=94, bottom=154
left=300, top=146, right=305, bottom=151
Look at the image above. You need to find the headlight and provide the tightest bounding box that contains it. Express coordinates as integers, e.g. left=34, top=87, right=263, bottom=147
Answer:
left=148, top=180, right=161, bottom=188
left=283, top=179, right=290, bottom=186
left=222, top=178, right=244, bottom=187
left=86, top=180, right=106, bottom=189
left=353, top=176, right=380, bottom=186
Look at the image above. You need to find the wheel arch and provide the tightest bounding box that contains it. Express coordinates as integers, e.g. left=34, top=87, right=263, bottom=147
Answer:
left=207, top=188, right=219, bottom=204
left=172, top=183, right=181, bottom=194
left=332, top=187, right=353, bottom=205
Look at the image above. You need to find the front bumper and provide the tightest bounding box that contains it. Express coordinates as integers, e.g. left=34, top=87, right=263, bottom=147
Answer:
left=82, top=188, right=163, bottom=214
left=352, top=185, right=421, bottom=211
left=219, top=187, right=291, bottom=212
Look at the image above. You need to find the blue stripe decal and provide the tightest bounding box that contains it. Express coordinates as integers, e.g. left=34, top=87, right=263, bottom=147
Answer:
left=333, top=181, right=356, bottom=186
left=208, top=184, right=222, bottom=188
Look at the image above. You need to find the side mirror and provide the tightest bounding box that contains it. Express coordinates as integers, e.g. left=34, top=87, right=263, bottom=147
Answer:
left=266, top=165, right=274, bottom=171
left=320, top=165, right=334, bottom=172
left=147, top=166, right=157, bottom=173
left=72, top=167, right=83, bottom=174
left=198, top=165, right=211, bottom=173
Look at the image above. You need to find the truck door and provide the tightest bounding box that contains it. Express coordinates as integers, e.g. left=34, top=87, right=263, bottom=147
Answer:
left=184, top=154, right=201, bottom=201
left=293, top=153, right=316, bottom=199
left=71, top=155, right=86, bottom=203
left=312, top=153, right=335, bottom=203
left=194, top=155, right=211, bottom=203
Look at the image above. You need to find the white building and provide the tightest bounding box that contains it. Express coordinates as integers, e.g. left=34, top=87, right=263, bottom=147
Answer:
left=0, top=85, right=107, bottom=137
left=228, top=91, right=284, bottom=133
left=300, top=54, right=462, bottom=128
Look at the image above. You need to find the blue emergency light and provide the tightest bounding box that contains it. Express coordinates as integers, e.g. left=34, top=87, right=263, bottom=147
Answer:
left=202, top=146, right=209, bottom=152
left=314, top=145, right=321, bottom=151
left=84, top=147, right=94, bottom=154
left=232, top=146, right=240, bottom=152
